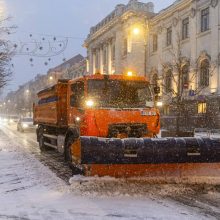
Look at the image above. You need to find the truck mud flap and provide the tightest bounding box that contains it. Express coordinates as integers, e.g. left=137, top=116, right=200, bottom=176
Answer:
left=80, top=137, right=220, bottom=165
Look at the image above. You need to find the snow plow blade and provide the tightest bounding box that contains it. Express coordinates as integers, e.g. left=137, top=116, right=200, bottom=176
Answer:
left=75, top=137, right=220, bottom=183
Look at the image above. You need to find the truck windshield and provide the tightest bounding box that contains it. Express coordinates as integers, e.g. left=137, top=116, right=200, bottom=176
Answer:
left=88, top=79, right=153, bottom=108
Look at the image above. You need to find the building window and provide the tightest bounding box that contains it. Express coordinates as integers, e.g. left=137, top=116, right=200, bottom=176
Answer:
left=167, top=27, right=172, bottom=46
left=123, top=38, right=128, bottom=56
left=182, top=64, right=189, bottom=89
left=200, top=59, right=210, bottom=87
left=201, top=7, right=209, bottom=32
left=165, top=69, right=172, bottom=93
left=198, top=102, right=207, bottom=114
left=182, top=17, right=189, bottom=40
left=163, top=105, right=170, bottom=115
left=152, top=73, right=158, bottom=86
left=152, top=34, right=158, bottom=52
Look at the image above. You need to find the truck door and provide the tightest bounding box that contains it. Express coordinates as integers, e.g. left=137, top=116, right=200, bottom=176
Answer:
left=68, top=81, right=85, bottom=125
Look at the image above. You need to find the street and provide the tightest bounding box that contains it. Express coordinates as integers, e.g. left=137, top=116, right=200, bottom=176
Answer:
left=0, top=124, right=220, bottom=220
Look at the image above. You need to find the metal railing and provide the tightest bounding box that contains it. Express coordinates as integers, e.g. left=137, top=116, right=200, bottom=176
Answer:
left=194, top=128, right=220, bottom=138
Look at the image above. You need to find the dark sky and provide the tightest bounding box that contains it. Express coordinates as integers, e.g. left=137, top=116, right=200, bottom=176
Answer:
left=2, top=0, right=174, bottom=94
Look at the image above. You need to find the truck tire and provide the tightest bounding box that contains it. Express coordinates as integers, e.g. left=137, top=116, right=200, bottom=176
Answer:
left=38, top=128, right=47, bottom=151
left=65, top=136, right=74, bottom=164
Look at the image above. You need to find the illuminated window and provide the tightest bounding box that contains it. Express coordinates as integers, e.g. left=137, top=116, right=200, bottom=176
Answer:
left=198, top=102, right=207, bottom=114
left=163, top=105, right=170, bottom=115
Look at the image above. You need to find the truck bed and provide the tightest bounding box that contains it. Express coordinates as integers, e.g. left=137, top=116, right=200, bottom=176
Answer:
left=34, top=80, right=68, bottom=127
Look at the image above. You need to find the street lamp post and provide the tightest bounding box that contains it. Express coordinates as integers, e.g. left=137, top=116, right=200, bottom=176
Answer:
left=25, top=89, right=31, bottom=117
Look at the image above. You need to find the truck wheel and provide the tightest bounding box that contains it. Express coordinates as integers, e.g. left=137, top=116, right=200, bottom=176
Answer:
left=65, top=136, right=74, bottom=164
left=38, top=129, right=47, bottom=151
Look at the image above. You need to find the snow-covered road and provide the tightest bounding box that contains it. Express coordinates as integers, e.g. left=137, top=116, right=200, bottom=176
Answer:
left=0, top=124, right=220, bottom=219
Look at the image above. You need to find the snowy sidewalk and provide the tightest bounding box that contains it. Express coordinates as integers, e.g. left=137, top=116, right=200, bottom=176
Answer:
left=0, top=129, right=218, bottom=220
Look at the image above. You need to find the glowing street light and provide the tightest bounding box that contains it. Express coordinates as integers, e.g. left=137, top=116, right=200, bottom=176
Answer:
left=26, top=89, right=30, bottom=94
left=127, top=71, right=133, bottom=76
left=133, top=27, right=140, bottom=35
left=49, top=76, right=53, bottom=81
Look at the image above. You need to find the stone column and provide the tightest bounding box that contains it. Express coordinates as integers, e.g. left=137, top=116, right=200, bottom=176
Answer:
left=108, top=41, right=112, bottom=74
left=88, top=48, right=94, bottom=75
left=92, top=51, right=96, bottom=74
left=99, top=46, right=103, bottom=74
left=115, top=30, right=122, bottom=74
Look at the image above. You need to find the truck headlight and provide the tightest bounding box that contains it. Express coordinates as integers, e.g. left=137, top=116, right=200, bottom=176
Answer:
left=85, top=100, right=94, bottom=107
left=75, top=117, right=81, bottom=122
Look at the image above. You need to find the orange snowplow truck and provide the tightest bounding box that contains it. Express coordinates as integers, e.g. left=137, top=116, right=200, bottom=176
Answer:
left=34, top=74, right=220, bottom=182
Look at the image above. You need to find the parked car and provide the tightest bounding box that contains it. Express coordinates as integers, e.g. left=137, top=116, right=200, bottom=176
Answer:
left=8, top=115, right=20, bottom=124
left=17, top=117, right=36, bottom=132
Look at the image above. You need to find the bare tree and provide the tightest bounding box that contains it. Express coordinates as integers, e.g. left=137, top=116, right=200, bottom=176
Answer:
left=0, top=17, right=15, bottom=89
left=156, top=33, right=217, bottom=135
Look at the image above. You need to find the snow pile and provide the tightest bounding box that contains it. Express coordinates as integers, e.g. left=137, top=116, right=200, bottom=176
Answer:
left=69, top=175, right=196, bottom=198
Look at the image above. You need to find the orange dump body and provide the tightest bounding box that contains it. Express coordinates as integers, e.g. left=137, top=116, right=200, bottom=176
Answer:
left=34, top=79, right=68, bottom=127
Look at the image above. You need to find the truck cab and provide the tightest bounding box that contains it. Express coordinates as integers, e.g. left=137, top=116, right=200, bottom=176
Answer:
left=67, top=74, right=160, bottom=138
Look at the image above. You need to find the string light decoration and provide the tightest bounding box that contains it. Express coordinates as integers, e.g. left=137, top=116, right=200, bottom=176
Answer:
left=10, top=32, right=84, bottom=67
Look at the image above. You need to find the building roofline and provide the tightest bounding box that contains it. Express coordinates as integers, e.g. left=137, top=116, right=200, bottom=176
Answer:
left=151, top=0, right=192, bottom=24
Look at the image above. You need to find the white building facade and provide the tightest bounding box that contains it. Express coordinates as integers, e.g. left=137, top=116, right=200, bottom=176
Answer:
left=84, top=0, right=155, bottom=76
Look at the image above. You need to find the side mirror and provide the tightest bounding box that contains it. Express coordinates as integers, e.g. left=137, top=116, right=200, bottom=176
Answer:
left=154, top=86, right=160, bottom=94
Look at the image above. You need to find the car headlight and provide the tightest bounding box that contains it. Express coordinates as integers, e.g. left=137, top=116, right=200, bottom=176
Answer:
left=22, top=123, right=28, bottom=128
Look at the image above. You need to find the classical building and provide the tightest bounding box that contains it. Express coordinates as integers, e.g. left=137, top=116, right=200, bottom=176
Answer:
left=47, top=54, right=86, bottom=84
left=84, top=0, right=155, bottom=76
left=85, top=0, right=220, bottom=130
